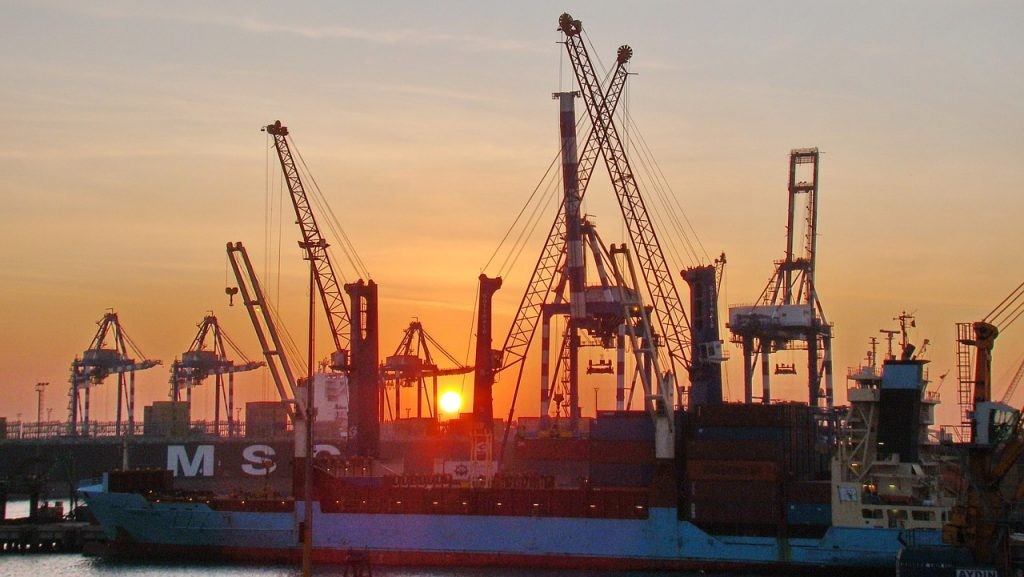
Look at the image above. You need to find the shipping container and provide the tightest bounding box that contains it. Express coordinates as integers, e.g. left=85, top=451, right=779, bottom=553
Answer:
left=511, top=459, right=589, bottom=487
left=684, top=439, right=783, bottom=462
left=786, top=502, right=831, bottom=525
left=784, top=480, right=832, bottom=503
left=514, top=438, right=589, bottom=461
left=688, top=480, right=780, bottom=503
left=144, top=401, right=191, bottom=437
left=689, top=498, right=782, bottom=524
left=589, top=440, right=655, bottom=464
left=591, top=411, right=655, bottom=441
left=690, top=402, right=813, bottom=429
left=692, top=426, right=786, bottom=442
left=589, top=462, right=655, bottom=488
left=245, top=401, right=288, bottom=438
left=686, top=459, right=779, bottom=482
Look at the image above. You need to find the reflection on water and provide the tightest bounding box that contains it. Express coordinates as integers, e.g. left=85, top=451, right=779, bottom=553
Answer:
left=0, top=557, right=684, bottom=577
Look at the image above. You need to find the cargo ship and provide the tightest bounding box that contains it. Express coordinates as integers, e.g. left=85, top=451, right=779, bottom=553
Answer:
left=79, top=344, right=954, bottom=573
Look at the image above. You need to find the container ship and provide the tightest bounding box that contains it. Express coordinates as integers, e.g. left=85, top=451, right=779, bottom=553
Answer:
left=80, top=348, right=953, bottom=573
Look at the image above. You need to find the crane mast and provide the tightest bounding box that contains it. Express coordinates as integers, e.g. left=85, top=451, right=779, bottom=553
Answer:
left=495, top=47, right=631, bottom=403
left=265, top=120, right=350, bottom=370
left=558, top=14, right=692, bottom=380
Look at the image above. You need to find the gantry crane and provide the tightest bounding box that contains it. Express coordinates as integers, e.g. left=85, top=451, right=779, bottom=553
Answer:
left=169, top=314, right=264, bottom=436
left=943, top=281, right=1024, bottom=573
left=68, top=311, right=160, bottom=437
left=382, top=321, right=473, bottom=421
left=727, top=148, right=834, bottom=408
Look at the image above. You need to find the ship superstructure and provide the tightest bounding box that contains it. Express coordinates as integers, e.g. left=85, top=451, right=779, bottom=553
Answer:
left=833, top=315, right=953, bottom=531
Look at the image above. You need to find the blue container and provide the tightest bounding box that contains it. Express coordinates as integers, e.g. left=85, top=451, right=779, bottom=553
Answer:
left=785, top=502, right=831, bottom=525
left=692, top=426, right=786, bottom=442
left=591, top=411, right=655, bottom=441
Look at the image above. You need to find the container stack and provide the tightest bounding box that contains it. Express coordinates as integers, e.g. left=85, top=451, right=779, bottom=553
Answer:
left=143, top=401, right=190, bottom=437
left=589, top=411, right=655, bottom=488
left=245, top=401, right=288, bottom=438
left=684, top=402, right=823, bottom=536
left=511, top=436, right=589, bottom=486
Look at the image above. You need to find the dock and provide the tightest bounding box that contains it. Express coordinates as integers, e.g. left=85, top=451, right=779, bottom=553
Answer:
left=0, top=521, right=105, bottom=553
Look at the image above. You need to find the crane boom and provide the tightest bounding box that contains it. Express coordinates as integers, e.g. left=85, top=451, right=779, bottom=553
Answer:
left=265, top=120, right=350, bottom=365
left=498, top=49, right=632, bottom=377
left=226, top=241, right=300, bottom=421
left=559, top=14, right=692, bottom=377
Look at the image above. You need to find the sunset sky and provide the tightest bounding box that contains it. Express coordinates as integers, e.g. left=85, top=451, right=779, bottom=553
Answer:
left=2, top=1, right=1022, bottom=432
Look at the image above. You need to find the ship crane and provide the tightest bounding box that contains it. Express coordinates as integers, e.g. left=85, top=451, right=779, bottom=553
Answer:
left=727, top=148, right=834, bottom=408
left=169, top=314, right=264, bottom=437
left=264, top=121, right=381, bottom=459
left=943, top=280, right=1024, bottom=573
left=264, top=120, right=358, bottom=372
left=483, top=16, right=720, bottom=465
left=382, top=320, right=473, bottom=421
left=68, top=311, right=161, bottom=437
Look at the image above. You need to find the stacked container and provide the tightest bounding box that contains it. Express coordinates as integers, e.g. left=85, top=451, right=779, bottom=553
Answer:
left=683, top=402, right=824, bottom=536
left=589, top=411, right=655, bottom=488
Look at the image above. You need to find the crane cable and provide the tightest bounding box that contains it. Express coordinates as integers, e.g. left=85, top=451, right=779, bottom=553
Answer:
left=986, top=280, right=1024, bottom=331
left=288, top=136, right=372, bottom=281
left=580, top=28, right=710, bottom=269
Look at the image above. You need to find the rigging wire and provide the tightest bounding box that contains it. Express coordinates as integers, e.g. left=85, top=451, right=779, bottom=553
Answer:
left=621, top=107, right=709, bottom=265
left=460, top=277, right=480, bottom=396
left=482, top=151, right=561, bottom=274
left=288, top=136, right=371, bottom=281
left=498, top=168, right=561, bottom=279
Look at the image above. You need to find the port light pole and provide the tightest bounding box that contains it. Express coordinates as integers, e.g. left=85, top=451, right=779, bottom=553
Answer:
left=302, top=243, right=318, bottom=577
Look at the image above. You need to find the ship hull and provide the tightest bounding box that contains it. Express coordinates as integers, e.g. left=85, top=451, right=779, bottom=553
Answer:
left=83, top=488, right=940, bottom=574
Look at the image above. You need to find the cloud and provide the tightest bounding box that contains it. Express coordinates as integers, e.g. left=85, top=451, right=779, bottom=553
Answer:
left=36, top=1, right=544, bottom=54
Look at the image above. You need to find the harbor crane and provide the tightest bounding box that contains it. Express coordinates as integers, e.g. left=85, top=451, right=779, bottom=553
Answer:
left=382, top=320, right=473, bottom=421
left=264, top=120, right=354, bottom=372
left=727, top=148, right=834, bottom=408
left=226, top=243, right=305, bottom=436
left=944, top=281, right=1024, bottom=574
left=67, top=311, right=160, bottom=437
left=263, top=120, right=380, bottom=458
left=482, top=35, right=635, bottom=440
left=486, top=15, right=724, bottom=465
left=169, top=314, right=264, bottom=436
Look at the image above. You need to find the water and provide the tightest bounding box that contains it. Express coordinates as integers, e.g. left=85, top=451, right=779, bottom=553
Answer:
left=0, top=557, right=685, bottom=577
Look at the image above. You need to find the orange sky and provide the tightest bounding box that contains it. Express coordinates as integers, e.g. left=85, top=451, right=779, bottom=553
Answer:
left=2, top=1, right=1023, bottom=431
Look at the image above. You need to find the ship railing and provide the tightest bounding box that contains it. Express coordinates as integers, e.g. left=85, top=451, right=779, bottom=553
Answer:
left=0, top=420, right=275, bottom=440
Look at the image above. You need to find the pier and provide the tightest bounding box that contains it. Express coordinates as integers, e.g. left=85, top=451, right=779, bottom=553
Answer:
left=0, top=522, right=105, bottom=554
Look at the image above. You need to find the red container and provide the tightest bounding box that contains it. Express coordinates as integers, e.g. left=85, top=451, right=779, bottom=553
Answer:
left=686, top=459, right=780, bottom=482
left=684, top=439, right=783, bottom=462
left=688, top=480, right=779, bottom=503
left=691, top=402, right=812, bottom=429
left=689, top=498, right=782, bottom=524
left=514, top=438, right=590, bottom=461
left=784, top=480, right=833, bottom=504
left=589, top=440, right=655, bottom=464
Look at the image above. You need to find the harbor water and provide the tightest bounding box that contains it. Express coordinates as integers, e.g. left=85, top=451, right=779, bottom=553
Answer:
left=0, top=556, right=701, bottom=577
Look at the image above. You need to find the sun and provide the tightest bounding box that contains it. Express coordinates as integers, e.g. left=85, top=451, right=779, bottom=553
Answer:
left=439, top=391, right=462, bottom=414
